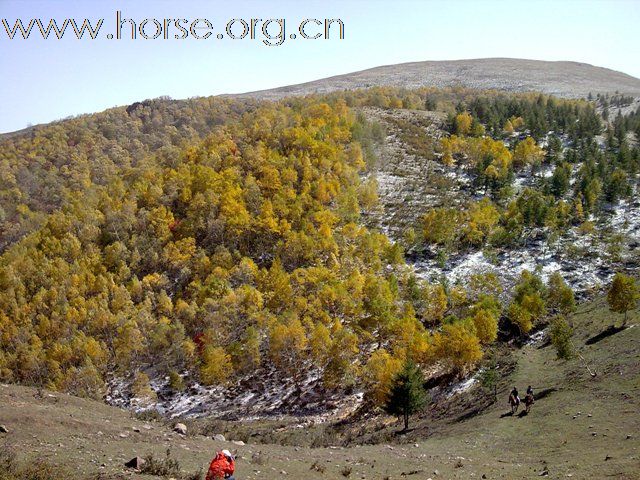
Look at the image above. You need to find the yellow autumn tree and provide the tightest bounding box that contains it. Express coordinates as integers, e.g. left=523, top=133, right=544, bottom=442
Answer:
left=200, top=346, right=233, bottom=385
left=364, top=348, right=404, bottom=406
left=418, top=283, right=448, bottom=325
left=454, top=112, right=473, bottom=136
left=462, top=198, right=500, bottom=246
left=431, top=322, right=483, bottom=373
left=471, top=309, right=498, bottom=344
left=513, top=137, right=545, bottom=170
left=269, top=315, right=308, bottom=377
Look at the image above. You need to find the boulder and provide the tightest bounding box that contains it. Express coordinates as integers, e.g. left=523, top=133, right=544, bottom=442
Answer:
left=0, top=425, right=8, bottom=433
left=232, top=440, right=245, bottom=446
left=125, top=456, right=146, bottom=470
left=213, top=433, right=226, bottom=442
left=173, top=423, right=187, bottom=435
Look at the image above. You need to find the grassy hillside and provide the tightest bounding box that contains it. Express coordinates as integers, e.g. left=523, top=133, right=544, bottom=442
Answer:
left=1, top=298, right=638, bottom=479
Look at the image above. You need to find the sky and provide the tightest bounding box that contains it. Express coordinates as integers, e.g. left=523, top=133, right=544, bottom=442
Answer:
left=1, top=0, right=639, bottom=133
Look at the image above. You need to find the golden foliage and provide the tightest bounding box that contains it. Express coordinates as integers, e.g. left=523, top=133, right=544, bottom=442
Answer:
left=364, top=349, right=403, bottom=406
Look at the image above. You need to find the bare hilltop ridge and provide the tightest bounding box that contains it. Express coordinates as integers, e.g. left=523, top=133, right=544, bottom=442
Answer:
left=235, top=58, right=640, bottom=100
left=3, top=58, right=638, bottom=138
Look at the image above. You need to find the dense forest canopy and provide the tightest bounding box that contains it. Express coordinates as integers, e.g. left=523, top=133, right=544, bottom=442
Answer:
left=0, top=96, right=259, bottom=252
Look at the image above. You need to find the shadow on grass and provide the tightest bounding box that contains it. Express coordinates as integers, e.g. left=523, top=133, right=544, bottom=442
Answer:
left=585, top=325, right=627, bottom=345
left=535, top=388, right=557, bottom=400
left=500, top=411, right=514, bottom=418
left=393, top=427, right=416, bottom=436
left=455, top=400, right=495, bottom=423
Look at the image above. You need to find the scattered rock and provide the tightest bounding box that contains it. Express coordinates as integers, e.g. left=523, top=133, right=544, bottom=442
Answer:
left=173, top=423, right=187, bottom=435
left=232, top=440, right=245, bottom=446
left=124, top=456, right=146, bottom=470
left=539, top=467, right=549, bottom=476
left=0, top=425, right=8, bottom=433
left=251, top=451, right=266, bottom=465
left=213, top=434, right=226, bottom=442
left=626, top=434, right=632, bottom=439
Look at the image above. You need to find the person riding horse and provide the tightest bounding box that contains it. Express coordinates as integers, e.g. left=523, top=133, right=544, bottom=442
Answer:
left=508, top=386, right=520, bottom=413
left=524, top=385, right=535, bottom=413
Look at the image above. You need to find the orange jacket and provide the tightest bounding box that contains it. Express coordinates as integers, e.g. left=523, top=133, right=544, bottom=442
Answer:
left=206, top=452, right=235, bottom=480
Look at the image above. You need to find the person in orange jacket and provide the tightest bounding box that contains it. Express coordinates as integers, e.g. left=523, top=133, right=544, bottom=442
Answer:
left=206, top=449, right=235, bottom=480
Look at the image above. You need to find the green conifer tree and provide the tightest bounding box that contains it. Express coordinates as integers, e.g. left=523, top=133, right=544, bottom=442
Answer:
left=383, top=361, right=428, bottom=431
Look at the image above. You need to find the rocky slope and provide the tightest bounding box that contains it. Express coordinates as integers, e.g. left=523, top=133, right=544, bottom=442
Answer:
left=361, top=106, right=640, bottom=297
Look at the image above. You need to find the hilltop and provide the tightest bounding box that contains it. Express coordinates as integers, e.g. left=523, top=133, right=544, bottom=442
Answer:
left=235, top=58, right=640, bottom=100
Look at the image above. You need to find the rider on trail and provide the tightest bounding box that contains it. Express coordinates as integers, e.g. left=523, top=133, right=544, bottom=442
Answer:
left=524, top=385, right=535, bottom=412
left=206, top=449, right=235, bottom=480
left=509, top=386, right=520, bottom=412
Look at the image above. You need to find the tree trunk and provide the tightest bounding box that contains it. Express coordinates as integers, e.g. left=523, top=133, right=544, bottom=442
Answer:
left=403, top=411, right=409, bottom=431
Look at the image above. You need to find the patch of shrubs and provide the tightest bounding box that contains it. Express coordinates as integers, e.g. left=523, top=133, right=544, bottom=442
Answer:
left=0, top=445, right=71, bottom=480
left=140, top=449, right=202, bottom=480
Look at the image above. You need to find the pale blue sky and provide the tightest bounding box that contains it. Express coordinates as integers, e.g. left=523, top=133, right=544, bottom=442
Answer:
left=1, top=0, right=639, bottom=133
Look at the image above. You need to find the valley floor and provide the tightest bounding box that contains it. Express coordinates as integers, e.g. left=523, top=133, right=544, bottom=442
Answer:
left=1, top=300, right=639, bottom=479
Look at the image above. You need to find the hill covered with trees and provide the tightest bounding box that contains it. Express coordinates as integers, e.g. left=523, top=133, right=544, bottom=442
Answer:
left=0, top=86, right=638, bottom=418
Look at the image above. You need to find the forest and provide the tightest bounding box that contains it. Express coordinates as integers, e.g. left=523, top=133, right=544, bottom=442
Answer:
left=0, top=86, right=638, bottom=410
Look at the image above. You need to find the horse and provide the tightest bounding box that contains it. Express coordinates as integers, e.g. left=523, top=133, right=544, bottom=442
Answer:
left=524, top=393, right=534, bottom=413
left=509, top=393, right=520, bottom=414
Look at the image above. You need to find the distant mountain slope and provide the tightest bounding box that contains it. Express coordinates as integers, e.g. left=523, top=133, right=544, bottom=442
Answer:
left=236, top=58, right=640, bottom=100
